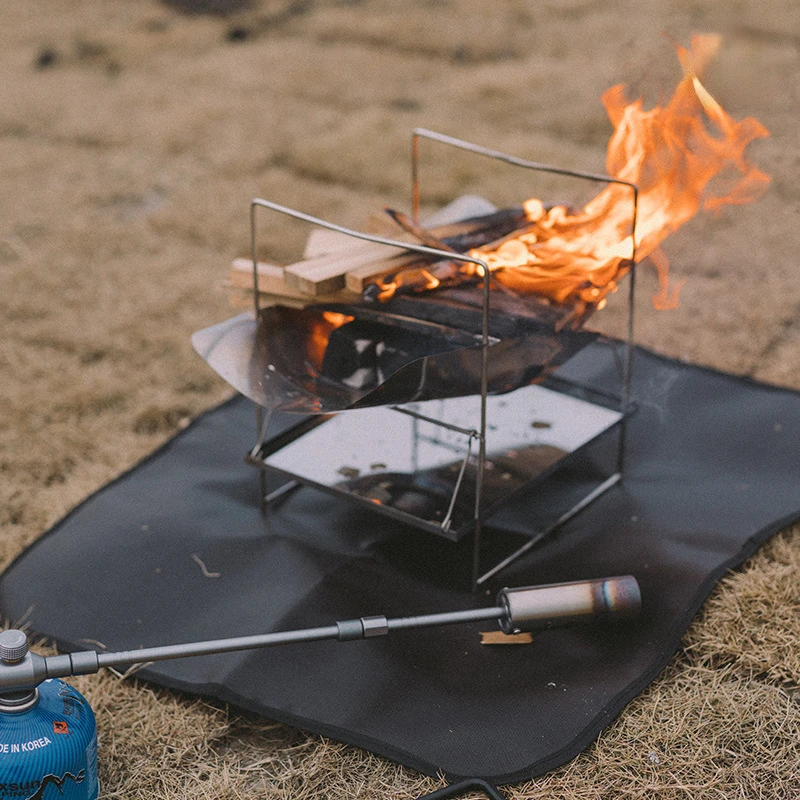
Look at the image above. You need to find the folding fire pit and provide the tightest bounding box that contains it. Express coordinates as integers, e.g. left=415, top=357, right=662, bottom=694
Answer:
left=194, top=128, right=640, bottom=588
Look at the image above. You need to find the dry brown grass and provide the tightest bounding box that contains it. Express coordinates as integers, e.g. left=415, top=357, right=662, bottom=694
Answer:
left=2, top=0, right=800, bottom=796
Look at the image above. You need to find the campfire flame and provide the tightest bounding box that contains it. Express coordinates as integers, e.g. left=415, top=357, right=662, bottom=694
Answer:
left=307, top=311, right=354, bottom=367
left=381, top=35, right=770, bottom=310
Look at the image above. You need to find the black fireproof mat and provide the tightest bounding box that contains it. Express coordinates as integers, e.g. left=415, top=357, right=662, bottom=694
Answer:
left=2, top=344, right=800, bottom=784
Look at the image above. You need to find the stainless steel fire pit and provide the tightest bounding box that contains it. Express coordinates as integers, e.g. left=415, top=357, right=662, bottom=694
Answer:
left=193, top=128, right=640, bottom=588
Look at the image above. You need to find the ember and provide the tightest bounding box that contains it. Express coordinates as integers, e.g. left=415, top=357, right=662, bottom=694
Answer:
left=376, top=35, right=770, bottom=311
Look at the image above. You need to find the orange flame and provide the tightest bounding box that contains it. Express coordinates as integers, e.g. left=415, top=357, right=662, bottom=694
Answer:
left=375, top=267, right=442, bottom=302
left=306, top=311, right=354, bottom=367
left=470, top=34, right=770, bottom=309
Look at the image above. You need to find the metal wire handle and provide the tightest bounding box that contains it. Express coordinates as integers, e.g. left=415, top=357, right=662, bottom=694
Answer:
left=410, top=127, right=639, bottom=264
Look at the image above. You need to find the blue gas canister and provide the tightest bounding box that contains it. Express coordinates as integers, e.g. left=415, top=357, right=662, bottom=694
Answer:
left=0, top=632, right=98, bottom=800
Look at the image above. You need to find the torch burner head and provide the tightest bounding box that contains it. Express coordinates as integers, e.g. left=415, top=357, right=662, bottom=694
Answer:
left=497, top=575, right=641, bottom=634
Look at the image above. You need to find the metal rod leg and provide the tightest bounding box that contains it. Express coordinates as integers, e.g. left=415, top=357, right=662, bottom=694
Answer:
left=264, top=480, right=301, bottom=505
left=617, top=263, right=637, bottom=476
left=252, top=406, right=275, bottom=516
left=471, top=258, right=491, bottom=592
left=258, top=469, right=268, bottom=516
left=476, top=472, right=621, bottom=587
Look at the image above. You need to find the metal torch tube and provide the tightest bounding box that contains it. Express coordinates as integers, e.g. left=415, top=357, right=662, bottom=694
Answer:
left=385, top=607, right=505, bottom=632
left=97, top=577, right=639, bottom=670
left=96, top=625, right=342, bottom=669
left=0, top=577, right=640, bottom=693
left=96, top=608, right=507, bottom=671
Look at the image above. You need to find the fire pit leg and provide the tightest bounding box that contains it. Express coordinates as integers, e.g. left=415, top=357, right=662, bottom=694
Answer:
left=470, top=253, right=491, bottom=592
left=475, top=471, right=622, bottom=588
left=251, top=406, right=301, bottom=512
left=618, top=261, right=637, bottom=476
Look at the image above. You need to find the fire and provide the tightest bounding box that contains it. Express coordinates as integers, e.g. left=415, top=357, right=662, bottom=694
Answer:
left=382, top=35, right=770, bottom=311
left=375, top=267, right=442, bottom=302
left=474, top=34, right=770, bottom=310
left=306, top=311, right=353, bottom=367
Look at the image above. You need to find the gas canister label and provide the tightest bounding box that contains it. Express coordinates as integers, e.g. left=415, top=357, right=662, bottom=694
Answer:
left=0, top=738, right=52, bottom=754
left=0, top=769, right=85, bottom=799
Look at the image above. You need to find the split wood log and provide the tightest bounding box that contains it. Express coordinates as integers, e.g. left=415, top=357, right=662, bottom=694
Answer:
left=344, top=253, right=449, bottom=294
left=299, top=209, right=424, bottom=260
left=232, top=199, right=529, bottom=302
left=344, top=206, right=530, bottom=294
left=229, top=258, right=359, bottom=304
left=284, top=233, right=422, bottom=296
left=302, top=228, right=360, bottom=259
left=282, top=197, right=509, bottom=297
left=230, top=258, right=292, bottom=296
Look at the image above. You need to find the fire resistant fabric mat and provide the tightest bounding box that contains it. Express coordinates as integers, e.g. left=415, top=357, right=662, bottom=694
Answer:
left=2, top=344, right=800, bottom=784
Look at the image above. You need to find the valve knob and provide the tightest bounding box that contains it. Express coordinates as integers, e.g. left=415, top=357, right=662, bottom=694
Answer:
left=0, top=629, right=29, bottom=663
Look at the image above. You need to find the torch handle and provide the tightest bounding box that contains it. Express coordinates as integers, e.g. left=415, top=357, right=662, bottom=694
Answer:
left=97, top=574, right=640, bottom=668
left=0, top=576, right=640, bottom=692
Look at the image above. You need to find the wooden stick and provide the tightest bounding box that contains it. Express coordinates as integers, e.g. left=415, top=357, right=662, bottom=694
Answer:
left=344, top=252, right=434, bottom=294
left=283, top=236, right=418, bottom=296
left=235, top=199, right=528, bottom=299
left=230, top=258, right=294, bottom=295
left=344, top=206, right=531, bottom=294
left=302, top=228, right=360, bottom=259
left=229, top=258, right=359, bottom=304
left=281, top=198, right=502, bottom=297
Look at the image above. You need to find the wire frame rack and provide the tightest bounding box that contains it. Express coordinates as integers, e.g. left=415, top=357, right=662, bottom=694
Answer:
left=245, top=127, right=639, bottom=591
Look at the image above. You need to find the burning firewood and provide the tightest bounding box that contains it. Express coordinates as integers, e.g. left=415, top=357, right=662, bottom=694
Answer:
left=382, top=208, right=458, bottom=254
left=231, top=202, right=531, bottom=304
left=232, top=35, right=768, bottom=316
